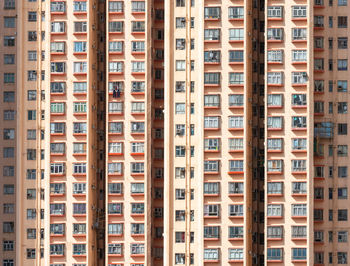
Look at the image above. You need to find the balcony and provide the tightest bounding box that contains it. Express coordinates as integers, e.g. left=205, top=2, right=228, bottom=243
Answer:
left=314, top=122, right=334, bottom=138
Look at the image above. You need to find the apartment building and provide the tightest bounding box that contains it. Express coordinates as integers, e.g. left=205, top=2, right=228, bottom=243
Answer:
left=2, top=0, right=350, bottom=264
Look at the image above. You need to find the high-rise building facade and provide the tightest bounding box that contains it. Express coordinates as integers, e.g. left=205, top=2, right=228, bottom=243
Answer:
left=1, top=0, right=350, bottom=265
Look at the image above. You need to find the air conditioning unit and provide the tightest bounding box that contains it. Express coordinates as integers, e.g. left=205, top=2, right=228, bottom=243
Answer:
left=176, top=129, right=183, bottom=135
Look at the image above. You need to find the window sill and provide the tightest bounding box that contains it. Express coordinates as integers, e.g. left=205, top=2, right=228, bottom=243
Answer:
left=229, top=149, right=244, bottom=153
left=229, top=18, right=244, bottom=21
left=291, top=171, right=307, bottom=175
left=108, top=193, right=123, bottom=196
left=108, top=254, right=123, bottom=257
left=50, top=153, right=65, bottom=156
left=291, top=237, right=307, bottom=241
left=292, top=215, right=307, bottom=219
left=50, top=173, right=65, bottom=177
left=292, top=105, right=307, bottom=109
left=292, top=61, right=307, bottom=65
left=267, top=237, right=283, bottom=241
left=228, top=128, right=244, bottom=131
left=107, top=173, right=123, bottom=177
left=131, top=173, right=144, bottom=176
left=267, top=149, right=282, bottom=153
left=267, top=17, right=283, bottom=21
left=267, top=171, right=283, bottom=175
left=267, top=39, right=283, bottom=43
left=73, top=32, right=88, bottom=35
left=72, top=254, right=86, bottom=257
left=131, top=72, right=145, bottom=75
left=73, top=153, right=87, bottom=157
left=131, top=133, right=145, bottom=136
left=108, top=233, right=123, bottom=237
left=50, top=233, right=65, bottom=237
left=229, top=215, right=243, bottom=218
left=73, top=133, right=87, bottom=136
left=109, top=51, right=123, bottom=55
left=131, top=11, right=146, bottom=15
left=51, top=72, right=66, bottom=76
left=292, top=39, right=307, bottom=43
left=314, top=70, right=324, bottom=73
left=50, top=112, right=66, bottom=116
left=50, top=254, right=65, bottom=258
left=314, top=26, right=324, bottom=30
left=204, top=83, right=220, bottom=87
left=292, top=193, right=307, bottom=197
left=73, top=52, right=87, bottom=56
left=73, top=193, right=86, bottom=197
left=108, top=153, right=123, bottom=156
left=314, top=48, right=324, bottom=52
left=267, top=105, right=283, bottom=109
left=74, top=113, right=87, bottom=116
left=228, top=238, right=243, bottom=241
left=267, top=83, right=283, bottom=87
left=267, top=193, right=283, bottom=197
left=72, top=173, right=86, bottom=177
left=204, top=216, right=220, bottom=219
left=51, top=32, right=66, bottom=36
left=228, top=171, right=244, bottom=174
left=109, top=11, right=123, bottom=15
left=50, top=92, right=66, bottom=96
left=204, top=260, right=220, bottom=263
left=108, top=214, right=123, bottom=217
left=292, top=260, right=307, bottom=263
left=267, top=61, right=283, bottom=65
left=131, top=51, right=145, bottom=55
left=228, top=84, right=244, bottom=87
left=228, top=193, right=243, bottom=197
left=267, top=216, right=283, bottom=219
left=131, top=233, right=145, bottom=237
left=50, top=214, right=65, bottom=217
left=73, top=12, right=88, bottom=15
left=131, top=193, right=144, bottom=196
left=204, top=62, right=221, bottom=65
left=73, top=214, right=86, bottom=217
left=228, top=39, right=244, bottom=43
left=50, top=52, right=66, bottom=56
left=130, top=152, right=144, bottom=156
left=292, top=17, right=307, bottom=21
left=73, top=92, right=87, bottom=96
left=109, top=72, right=124, bottom=75
left=314, top=112, right=324, bottom=116
left=51, top=11, right=66, bottom=15
left=73, top=234, right=86, bottom=237
left=204, top=171, right=220, bottom=175
left=266, top=260, right=283, bottom=263
left=204, top=18, right=221, bottom=21
left=204, top=237, right=220, bottom=241
left=109, top=32, right=124, bottom=35
left=50, top=193, right=65, bottom=197
left=108, top=133, right=123, bottom=136
left=292, top=83, right=307, bottom=87
left=204, top=40, right=221, bottom=43
left=291, top=128, right=307, bottom=131
left=228, top=259, right=244, bottom=263
left=204, top=193, right=220, bottom=197
left=131, top=112, right=145, bottom=116
left=314, top=4, right=325, bottom=7
left=131, top=254, right=145, bottom=257
left=204, top=150, right=220, bottom=153
left=132, top=31, right=145, bottom=35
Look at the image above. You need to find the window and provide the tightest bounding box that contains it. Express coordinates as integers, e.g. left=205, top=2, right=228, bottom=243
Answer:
left=204, top=51, right=221, bottom=63
left=131, top=122, right=145, bottom=133
left=267, top=248, right=283, bottom=261
left=229, top=116, right=243, bottom=128
left=267, top=117, right=283, bottom=129
left=229, top=28, right=244, bottom=40
left=131, top=223, right=144, bottom=235
left=73, top=102, right=87, bottom=113
left=73, top=163, right=86, bottom=174
left=292, top=204, right=307, bottom=216
left=338, top=209, right=348, bottom=221
left=3, top=147, right=15, bottom=158
left=338, top=37, right=348, bottom=48
left=292, top=28, right=307, bottom=40
left=338, top=252, right=348, bottom=264
left=292, top=248, right=307, bottom=261
left=267, top=226, right=283, bottom=239
left=204, top=249, right=219, bottom=261
left=338, top=16, right=348, bottom=28
left=108, top=122, right=123, bottom=134
left=204, top=7, right=221, bottom=19
left=108, top=1, right=123, bottom=12
left=4, top=0, right=15, bottom=9
left=204, top=226, right=220, bottom=239
left=131, top=81, right=145, bottom=93
left=131, top=1, right=145, bottom=12
left=267, top=72, right=283, bottom=84
left=229, top=249, right=243, bottom=261
left=50, top=183, right=65, bottom=195
left=132, top=61, right=145, bottom=72
left=131, top=183, right=144, bottom=194
left=267, top=182, right=283, bottom=194
left=338, top=59, right=348, bottom=70
left=267, top=204, right=283, bottom=217
left=338, top=145, right=348, bottom=156
left=108, top=223, right=123, bottom=235
left=109, top=21, right=123, bottom=32
left=267, top=28, right=283, bottom=40
left=4, top=36, right=15, bottom=47
left=292, top=116, right=307, bottom=128
left=204, top=95, right=220, bottom=107
left=109, top=62, right=123, bottom=72
left=3, top=240, right=14, bottom=251
left=4, top=73, right=15, bottom=84
left=4, top=54, right=15, bottom=64
left=73, top=223, right=86, bottom=235
left=108, top=243, right=123, bottom=255
left=73, top=183, right=86, bottom=194
left=338, top=231, right=348, bottom=242
left=73, top=1, right=87, bottom=11
left=50, top=244, right=65, bottom=256
left=108, top=102, right=123, bottom=113
left=204, top=29, right=220, bottom=41
left=74, top=22, right=87, bottom=32
left=4, top=110, right=15, bottom=120
left=267, top=94, right=283, bottom=107
left=73, top=42, right=87, bottom=53
left=50, top=203, right=65, bottom=215
left=73, top=244, right=86, bottom=255
left=4, top=185, right=14, bottom=194
left=204, top=138, right=220, bottom=151
left=267, top=6, right=283, bottom=18
left=229, top=204, right=243, bottom=216
left=3, top=222, right=14, bottom=233
left=204, top=73, right=220, bottom=85
left=292, top=6, right=307, bottom=17
left=51, top=62, right=65, bottom=73
left=131, top=162, right=144, bottom=174
left=108, top=203, right=123, bottom=214
left=73, top=122, right=87, bottom=134
left=204, top=204, right=220, bottom=217
left=132, top=21, right=145, bottom=32
left=109, top=41, right=123, bottom=52
left=267, top=50, right=283, bottom=63
left=51, top=1, right=66, bottom=12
